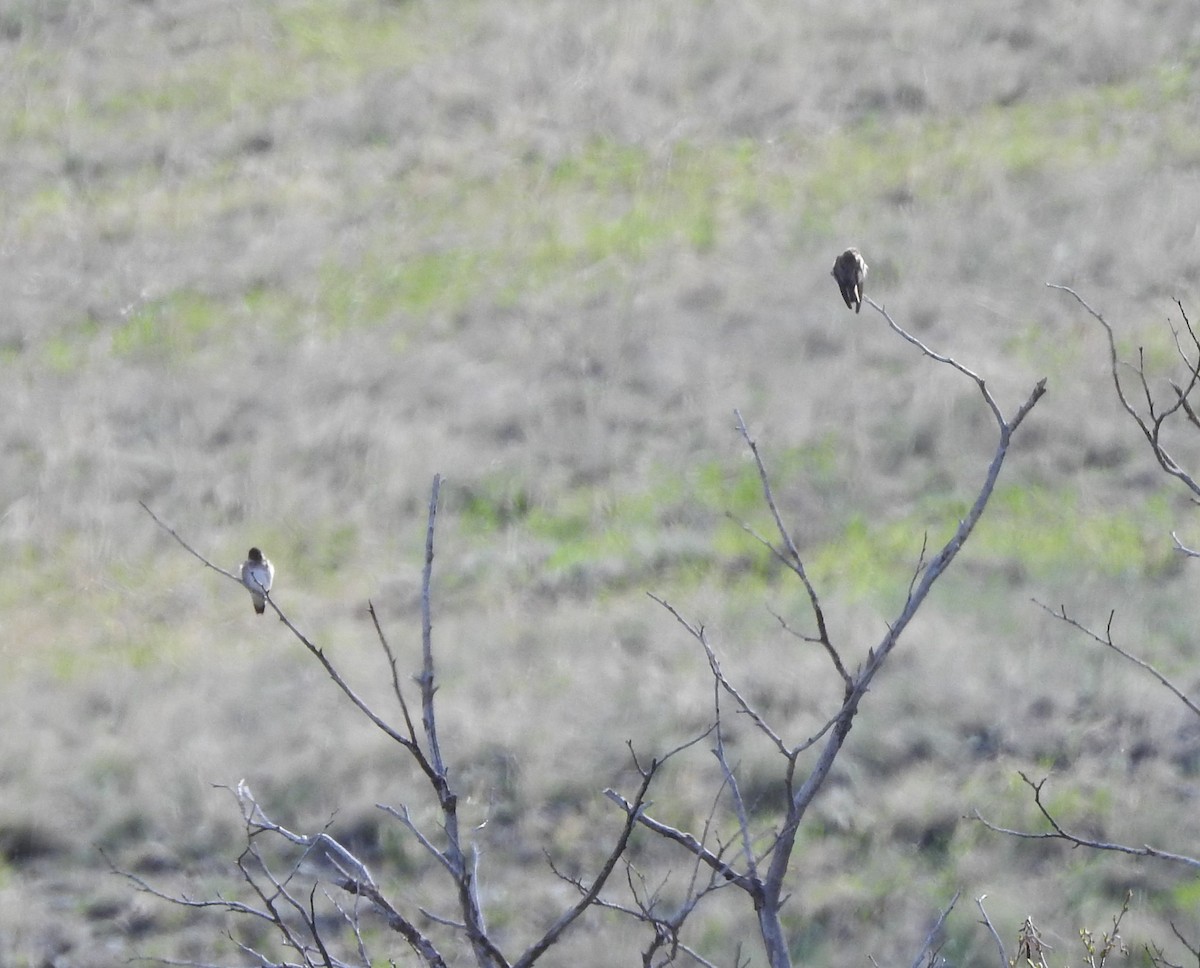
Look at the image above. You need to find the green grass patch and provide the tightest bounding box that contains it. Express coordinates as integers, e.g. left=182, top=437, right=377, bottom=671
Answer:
left=42, top=319, right=100, bottom=373
left=331, top=138, right=795, bottom=323
left=96, top=3, right=446, bottom=128
left=807, top=482, right=1171, bottom=603
left=801, top=64, right=1199, bottom=220
left=434, top=442, right=1171, bottom=604
left=455, top=476, right=537, bottom=532
left=1169, top=876, right=1200, bottom=909
left=14, top=55, right=1200, bottom=343
left=326, top=59, right=1200, bottom=326
left=451, top=441, right=847, bottom=592
left=974, top=485, right=1171, bottom=575
left=110, top=291, right=226, bottom=360
left=260, top=521, right=362, bottom=587
left=272, top=0, right=446, bottom=78
left=20, top=284, right=297, bottom=372
left=318, top=249, right=483, bottom=329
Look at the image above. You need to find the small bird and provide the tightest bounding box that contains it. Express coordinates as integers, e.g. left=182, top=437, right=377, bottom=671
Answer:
left=239, top=547, right=275, bottom=616
left=831, top=247, right=868, bottom=313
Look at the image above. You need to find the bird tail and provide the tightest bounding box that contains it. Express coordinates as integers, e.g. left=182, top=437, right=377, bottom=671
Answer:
left=253, top=595, right=266, bottom=615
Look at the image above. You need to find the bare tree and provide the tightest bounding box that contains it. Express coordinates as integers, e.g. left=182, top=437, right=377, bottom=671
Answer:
left=972, top=288, right=1200, bottom=964
left=608, top=297, right=1045, bottom=968
left=128, top=298, right=1047, bottom=967
left=132, top=479, right=669, bottom=968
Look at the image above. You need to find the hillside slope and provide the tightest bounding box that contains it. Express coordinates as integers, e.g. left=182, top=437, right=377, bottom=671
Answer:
left=2, top=2, right=1200, bottom=965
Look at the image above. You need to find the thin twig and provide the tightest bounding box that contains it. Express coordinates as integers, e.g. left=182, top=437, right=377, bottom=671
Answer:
left=604, top=788, right=751, bottom=891
left=734, top=410, right=839, bottom=676
left=975, top=895, right=1008, bottom=968
left=1033, top=600, right=1200, bottom=718
left=1171, top=531, right=1200, bottom=558
left=1049, top=284, right=1200, bottom=496
left=376, top=801, right=459, bottom=877
left=974, top=773, right=1200, bottom=869
left=139, top=501, right=241, bottom=583
left=908, top=889, right=960, bottom=968
left=649, top=593, right=789, bottom=756
left=711, top=696, right=760, bottom=881
left=368, top=598, right=421, bottom=748
left=514, top=761, right=659, bottom=968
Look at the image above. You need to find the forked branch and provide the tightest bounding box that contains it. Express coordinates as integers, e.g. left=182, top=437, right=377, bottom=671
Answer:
left=141, top=476, right=682, bottom=968
left=1050, top=284, right=1200, bottom=497
left=1033, top=600, right=1200, bottom=718
left=639, top=301, right=1046, bottom=968
left=974, top=772, right=1200, bottom=870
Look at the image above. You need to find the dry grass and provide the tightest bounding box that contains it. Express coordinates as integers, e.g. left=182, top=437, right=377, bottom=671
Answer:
left=3, top=0, right=1200, bottom=964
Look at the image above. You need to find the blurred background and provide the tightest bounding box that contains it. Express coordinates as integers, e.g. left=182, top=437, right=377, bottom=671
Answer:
left=3, top=1, right=1200, bottom=964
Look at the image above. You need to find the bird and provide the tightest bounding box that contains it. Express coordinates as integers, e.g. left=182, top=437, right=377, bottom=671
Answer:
left=831, top=247, right=868, bottom=313
left=239, top=547, right=275, bottom=615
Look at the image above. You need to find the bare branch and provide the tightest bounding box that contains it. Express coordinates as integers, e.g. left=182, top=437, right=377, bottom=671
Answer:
left=767, top=608, right=821, bottom=645
left=420, top=474, right=448, bottom=776
left=865, top=296, right=1005, bottom=425
left=974, top=773, right=1200, bottom=869
left=604, top=789, right=750, bottom=891
left=139, top=501, right=242, bottom=584
left=710, top=701, right=760, bottom=882
left=633, top=301, right=1045, bottom=968
left=1049, top=284, right=1200, bottom=496
left=1172, top=531, right=1200, bottom=558
left=650, top=593, right=789, bottom=756
left=906, top=533, right=930, bottom=602
left=376, top=801, right=459, bottom=877
left=1169, top=923, right=1200, bottom=963
left=733, top=410, right=839, bottom=678
left=908, top=889, right=960, bottom=968
left=975, top=895, right=1008, bottom=968
left=514, top=759, right=659, bottom=968
left=739, top=304, right=1047, bottom=966
left=1033, top=600, right=1200, bottom=718
left=367, top=598, right=421, bottom=748
left=141, top=503, right=439, bottom=782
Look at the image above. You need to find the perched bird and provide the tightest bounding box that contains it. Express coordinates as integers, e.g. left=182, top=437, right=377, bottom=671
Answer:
left=239, top=547, right=275, bottom=616
left=831, top=247, right=868, bottom=313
